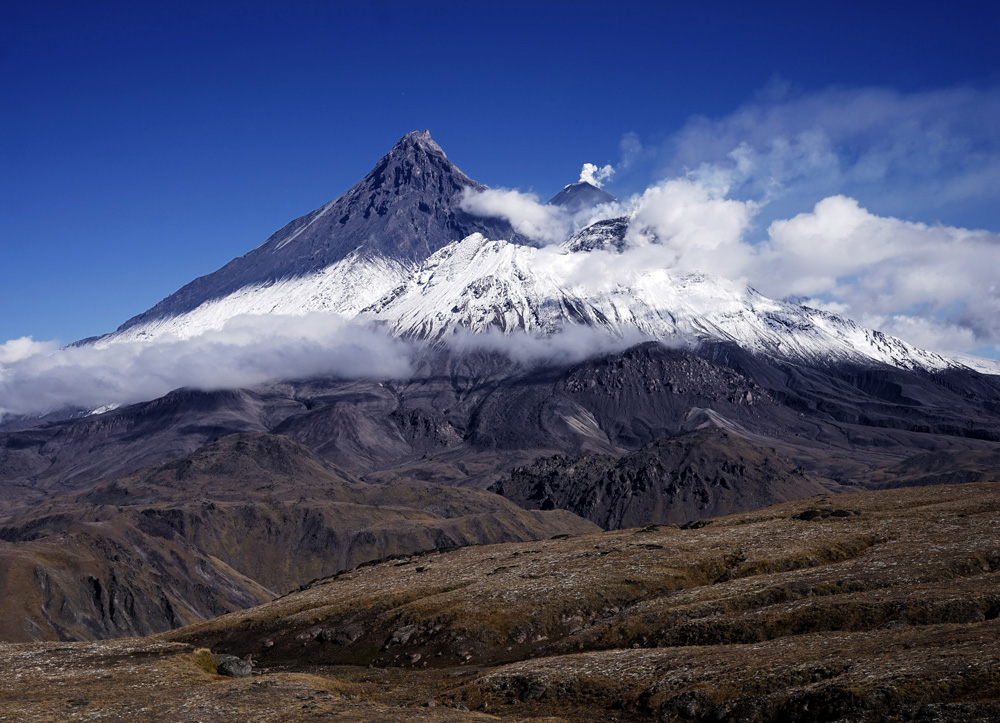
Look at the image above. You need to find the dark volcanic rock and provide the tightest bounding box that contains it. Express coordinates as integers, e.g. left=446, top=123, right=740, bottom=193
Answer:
left=491, top=428, right=830, bottom=528
left=214, top=654, right=251, bottom=677
left=5, top=341, right=1000, bottom=507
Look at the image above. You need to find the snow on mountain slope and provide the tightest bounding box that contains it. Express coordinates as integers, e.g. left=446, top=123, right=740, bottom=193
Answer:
left=100, top=252, right=411, bottom=344
left=361, top=233, right=991, bottom=373
left=109, top=131, right=522, bottom=334
left=87, top=128, right=998, bottom=377
left=106, top=226, right=1000, bottom=375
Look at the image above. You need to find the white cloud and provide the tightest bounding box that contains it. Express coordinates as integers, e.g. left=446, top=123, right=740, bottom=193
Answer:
left=459, top=187, right=573, bottom=245
left=856, top=314, right=983, bottom=356
left=579, top=162, right=614, bottom=187
left=445, top=323, right=656, bottom=367
left=751, top=196, right=1000, bottom=352
left=624, top=177, right=758, bottom=280
left=655, top=85, right=1000, bottom=234
left=0, top=337, right=58, bottom=364
left=460, top=139, right=1000, bottom=357
left=0, top=314, right=414, bottom=418
left=610, top=84, right=1000, bottom=355
left=459, top=187, right=624, bottom=246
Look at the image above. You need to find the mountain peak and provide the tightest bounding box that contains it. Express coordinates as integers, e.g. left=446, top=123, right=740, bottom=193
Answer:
left=361, top=130, right=466, bottom=195
left=109, top=131, right=522, bottom=334
left=393, top=129, right=445, bottom=157
left=548, top=181, right=618, bottom=213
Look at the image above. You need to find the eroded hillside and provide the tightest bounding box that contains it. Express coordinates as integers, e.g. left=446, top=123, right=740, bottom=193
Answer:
left=4, top=482, right=998, bottom=721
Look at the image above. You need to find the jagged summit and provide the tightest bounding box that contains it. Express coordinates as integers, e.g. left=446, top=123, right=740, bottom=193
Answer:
left=361, top=129, right=459, bottom=197
left=112, top=131, right=520, bottom=333
left=393, top=129, right=446, bottom=156
left=548, top=180, right=618, bottom=214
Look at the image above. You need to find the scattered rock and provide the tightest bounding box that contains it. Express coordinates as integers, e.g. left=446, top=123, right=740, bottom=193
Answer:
left=214, top=654, right=252, bottom=678
left=316, top=624, right=364, bottom=645
left=681, top=519, right=712, bottom=529
left=386, top=625, right=416, bottom=647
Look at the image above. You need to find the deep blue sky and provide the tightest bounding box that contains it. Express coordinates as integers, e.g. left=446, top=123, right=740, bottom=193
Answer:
left=3, top=0, right=999, bottom=344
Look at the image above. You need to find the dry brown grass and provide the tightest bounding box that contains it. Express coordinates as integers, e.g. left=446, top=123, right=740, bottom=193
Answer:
left=2, top=482, right=999, bottom=721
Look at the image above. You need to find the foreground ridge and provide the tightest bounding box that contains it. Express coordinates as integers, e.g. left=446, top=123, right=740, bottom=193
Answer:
left=2, top=482, right=998, bottom=721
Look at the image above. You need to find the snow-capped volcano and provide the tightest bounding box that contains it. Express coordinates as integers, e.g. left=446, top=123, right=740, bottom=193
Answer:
left=112, top=130, right=522, bottom=334
left=96, top=132, right=1000, bottom=376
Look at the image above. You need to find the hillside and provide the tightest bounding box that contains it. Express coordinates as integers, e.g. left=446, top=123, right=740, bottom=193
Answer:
left=2, top=482, right=997, bottom=721
left=0, top=433, right=596, bottom=641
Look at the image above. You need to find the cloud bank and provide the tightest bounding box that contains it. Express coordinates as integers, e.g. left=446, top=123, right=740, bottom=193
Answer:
left=0, top=314, right=414, bottom=419
left=445, top=324, right=659, bottom=368
left=458, top=84, right=1000, bottom=358
left=756, top=196, right=1000, bottom=352
left=659, top=84, right=1000, bottom=231
left=459, top=188, right=574, bottom=245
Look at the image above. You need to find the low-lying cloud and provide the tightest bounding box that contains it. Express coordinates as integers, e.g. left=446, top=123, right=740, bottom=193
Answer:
left=445, top=324, right=663, bottom=367
left=459, top=187, right=573, bottom=245
left=0, top=314, right=414, bottom=419
left=755, top=196, right=1000, bottom=352
left=459, top=187, right=622, bottom=246
left=626, top=178, right=758, bottom=281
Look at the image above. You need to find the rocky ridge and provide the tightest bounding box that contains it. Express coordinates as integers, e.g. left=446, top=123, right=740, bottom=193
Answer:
left=490, top=427, right=830, bottom=528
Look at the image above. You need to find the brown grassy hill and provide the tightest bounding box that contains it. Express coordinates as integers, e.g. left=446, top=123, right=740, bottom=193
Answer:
left=0, top=433, right=597, bottom=642
left=159, top=482, right=999, bottom=721
left=1, top=482, right=998, bottom=721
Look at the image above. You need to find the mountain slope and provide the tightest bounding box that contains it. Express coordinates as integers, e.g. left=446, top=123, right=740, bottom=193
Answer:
left=490, top=427, right=830, bottom=528
left=0, top=433, right=597, bottom=641
left=364, top=233, right=993, bottom=373
left=547, top=180, right=618, bottom=213
left=5, top=342, right=1000, bottom=510
left=153, top=482, right=1000, bottom=722
left=107, top=225, right=1000, bottom=377
left=109, top=131, right=522, bottom=335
